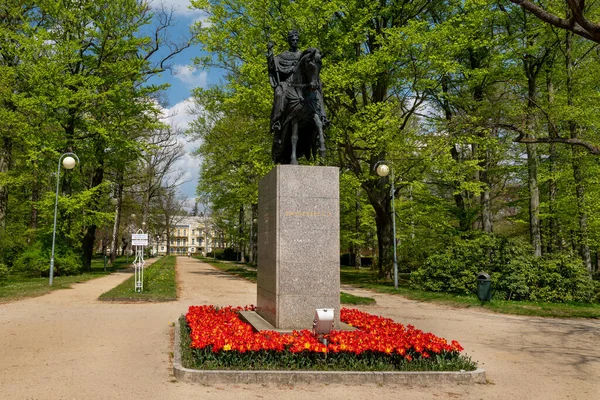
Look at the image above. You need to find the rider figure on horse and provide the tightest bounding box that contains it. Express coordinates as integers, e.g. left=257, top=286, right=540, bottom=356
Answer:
left=268, top=30, right=328, bottom=162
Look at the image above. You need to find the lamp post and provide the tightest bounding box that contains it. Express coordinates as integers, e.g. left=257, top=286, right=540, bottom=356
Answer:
left=49, top=152, right=79, bottom=286
left=374, top=161, right=398, bottom=290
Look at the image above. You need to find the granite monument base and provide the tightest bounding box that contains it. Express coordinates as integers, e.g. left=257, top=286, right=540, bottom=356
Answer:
left=257, top=165, right=340, bottom=330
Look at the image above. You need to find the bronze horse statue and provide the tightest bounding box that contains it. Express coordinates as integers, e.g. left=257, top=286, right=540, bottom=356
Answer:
left=272, top=48, right=327, bottom=164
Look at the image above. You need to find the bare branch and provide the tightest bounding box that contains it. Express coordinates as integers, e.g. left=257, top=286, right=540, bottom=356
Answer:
left=142, top=5, right=193, bottom=76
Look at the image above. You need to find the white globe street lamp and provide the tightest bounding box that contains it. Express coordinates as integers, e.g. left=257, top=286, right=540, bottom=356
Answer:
left=376, top=163, right=390, bottom=178
left=50, top=152, right=79, bottom=286
left=374, top=160, right=398, bottom=290
left=62, top=156, right=76, bottom=170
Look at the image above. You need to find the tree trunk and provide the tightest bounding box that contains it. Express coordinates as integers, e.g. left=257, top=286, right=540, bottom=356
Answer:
left=375, top=206, right=393, bottom=279
left=527, top=142, right=542, bottom=257
left=82, top=225, right=97, bottom=271
left=238, top=205, right=246, bottom=263
left=478, top=143, right=493, bottom=233
left=249, top=203, right=257, bottom=265
left=547, top=142, right=559, bottom=252
left=82, top=139, right=105, bottom=271
left=109, top=178, right=124, bottom=263
left=354, top=189, right=362, bottom=268
left=441, top=74, right=470, bottom=231
left=165, top=220, right=171, bottom=256
left=524, top=47, right=542, bottom=257
left=469, top=50, right=492, bottom=232
left=480, top=188, right=492, bottom=232
left=546, top=69, right=560, bottom=252
left=0, top=137, right=11, bottom=229
left=369, top=176, right=393, bottom=279
left=566, top=31, right=592, bottom=271
left=30, top=167, right=39, bottom=229
left=364, top=156, right=394, bottom=279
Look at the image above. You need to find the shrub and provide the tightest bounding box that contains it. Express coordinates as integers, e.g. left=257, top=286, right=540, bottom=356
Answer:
left=13, top=243, right=48, bottom=277
left=398, top=241, right=429, bottom=273
left=13, top=242, right=82, bottom=277
left=0, top=263, right=8, bottom=284
left=54, top=252, right=82, bottom=276
left=410, top=232, right=501, bottom=295
left=410, top=232, right=595, bottom=303
left=214, top=247, right=239, bottom=261
left=0, top=229, right=26, bottom=268
left=494, top=254, right=532, bottom=300
left=528, top=254, right=594, bottom=303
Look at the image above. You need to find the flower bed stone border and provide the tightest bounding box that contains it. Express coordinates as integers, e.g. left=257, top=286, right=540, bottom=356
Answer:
left=173, top=321, right=486, bottom=385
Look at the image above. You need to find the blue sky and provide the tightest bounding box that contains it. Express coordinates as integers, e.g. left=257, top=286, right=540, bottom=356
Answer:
left=146, top=0, right=219, bottom=205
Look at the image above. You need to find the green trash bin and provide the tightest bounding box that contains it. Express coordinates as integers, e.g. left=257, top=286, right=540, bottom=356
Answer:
left=477, top=272, right=492, bottom=301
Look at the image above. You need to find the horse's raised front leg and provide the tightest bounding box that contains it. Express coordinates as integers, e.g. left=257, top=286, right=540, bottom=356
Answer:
left=313, top=113, right=326, bottom=158
left=290, top=121, right=299, bottom=165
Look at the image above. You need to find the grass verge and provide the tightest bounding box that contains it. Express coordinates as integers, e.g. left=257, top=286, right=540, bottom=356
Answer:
left=0, top=256, right=133, bottom=304
left=99, top=256, right=177, bottom=302
left=340, top=291, right=376, bottom=305
left=195, top=257, right=376, bottom=305
left=179, top=314, right=195, bottom=369
left=197, top=257, right=258, bottom=282
left=195, top=258, right=600, bottom=318
left=341, top=266, right=600, bottom=318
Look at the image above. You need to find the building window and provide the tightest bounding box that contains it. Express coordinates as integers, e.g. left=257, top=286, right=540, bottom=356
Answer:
left=192, top=238, right=195, bottom=245
left=161, top=246, right=164, bottom=251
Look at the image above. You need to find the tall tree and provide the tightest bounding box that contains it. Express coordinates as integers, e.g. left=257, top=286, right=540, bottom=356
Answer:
left=191, top=0, right=437, bottom=278
left=152, top=187, right=187, bottom=255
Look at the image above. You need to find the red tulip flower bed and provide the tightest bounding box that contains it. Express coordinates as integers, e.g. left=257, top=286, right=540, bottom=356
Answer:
left=180, top=305, right=476, bottom=371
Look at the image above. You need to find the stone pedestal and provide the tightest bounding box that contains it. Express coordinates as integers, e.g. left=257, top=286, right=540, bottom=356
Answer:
left=257, top=165, right=340, bottom=329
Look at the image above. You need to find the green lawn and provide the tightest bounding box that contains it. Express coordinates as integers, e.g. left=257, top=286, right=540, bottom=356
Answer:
left=196, top=257, right=377, bottom=305
left=194, top=257, right=600, bottom=318
left=196, top=258, right=258, bottom=282
left=340, top=265, right=600, bottom=318
left=0, top=256, right=133, bottom=304
left=340, top=291, right=376, bottom=305
left=99, top=255, right=177, bottom=302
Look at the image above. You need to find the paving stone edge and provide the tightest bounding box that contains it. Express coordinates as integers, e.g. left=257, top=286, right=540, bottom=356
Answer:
left=173, top=320, right=486, bottom=385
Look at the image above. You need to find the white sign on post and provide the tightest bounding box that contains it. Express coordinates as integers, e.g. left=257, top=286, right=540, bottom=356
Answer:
left=132, top=230, right=146, bottom=293
left=131, top=233, right=148, bottom=246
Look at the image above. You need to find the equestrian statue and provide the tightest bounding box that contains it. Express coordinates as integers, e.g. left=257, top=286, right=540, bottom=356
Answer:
left=267, top=30, right=329, bottom=164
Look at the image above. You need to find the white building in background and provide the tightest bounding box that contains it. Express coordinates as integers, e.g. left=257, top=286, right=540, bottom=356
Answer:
left=154, top=215, right=215, bottom=256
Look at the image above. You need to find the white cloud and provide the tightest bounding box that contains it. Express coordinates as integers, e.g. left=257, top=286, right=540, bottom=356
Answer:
left=161, top=97, right=197, bottom=131
left=174, top=152, right=200, bottom=201
left=150, top=0, right=208, bottom=19
left=160, top=97, right=204, bottom=204
left=172, top=64, right=208, bottom=88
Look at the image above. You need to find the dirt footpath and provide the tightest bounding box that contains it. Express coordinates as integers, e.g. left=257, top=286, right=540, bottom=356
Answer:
left=0, top=257, right=598, bottom=399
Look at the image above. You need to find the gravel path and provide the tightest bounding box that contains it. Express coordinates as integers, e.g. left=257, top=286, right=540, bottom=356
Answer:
left=0, top=257, right=598, bottom=399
